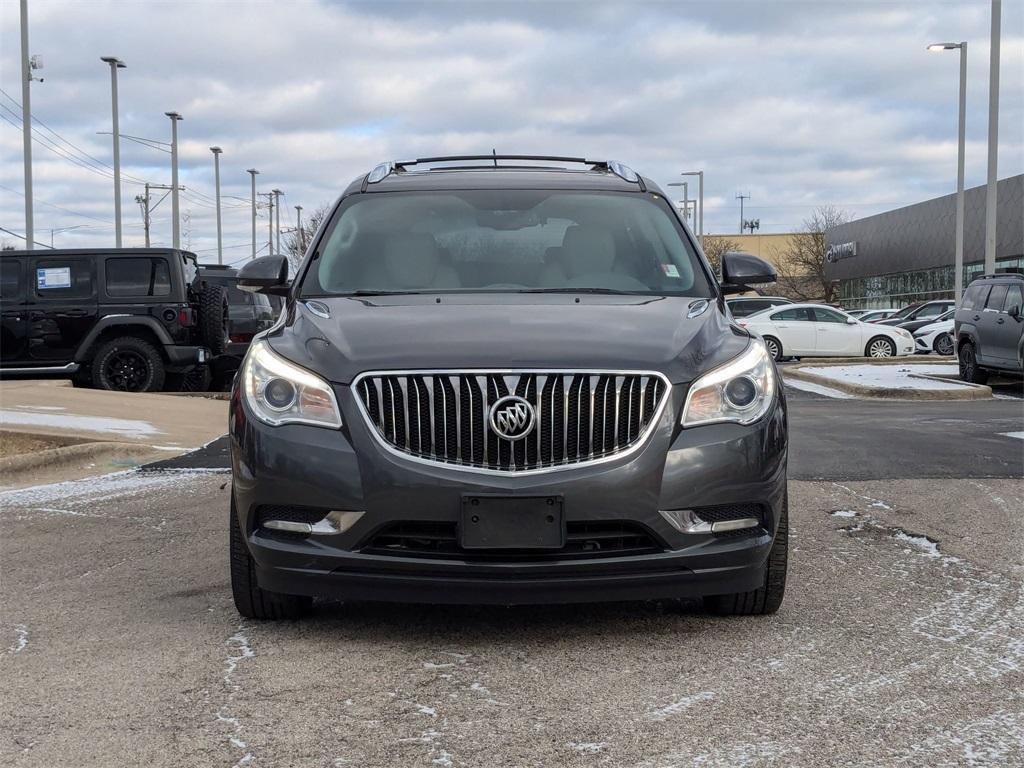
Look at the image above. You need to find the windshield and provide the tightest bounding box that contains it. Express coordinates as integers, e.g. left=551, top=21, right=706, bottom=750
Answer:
left=301, top=190, right=714, bottom=298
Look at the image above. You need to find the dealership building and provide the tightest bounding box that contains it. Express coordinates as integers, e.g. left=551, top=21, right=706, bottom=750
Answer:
left=824, top=174, right=1023, bottom=309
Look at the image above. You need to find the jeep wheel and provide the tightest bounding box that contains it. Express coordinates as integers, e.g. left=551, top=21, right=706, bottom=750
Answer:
left=92, top=337, right=166, bottom=392
left=958, top=341, right=989, bottom=384
left=198, top=283, right=230, bottom=357
left=703, top=494, right=788, bottom=616
left=933, top=333, right=954, bottom=357
left=866, top=336, right=896, bottom=358
left=230, top=494, right=312, bottom=620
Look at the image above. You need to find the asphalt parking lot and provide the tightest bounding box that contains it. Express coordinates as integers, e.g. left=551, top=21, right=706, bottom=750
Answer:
left=3, top=389, right=1023, bottom=767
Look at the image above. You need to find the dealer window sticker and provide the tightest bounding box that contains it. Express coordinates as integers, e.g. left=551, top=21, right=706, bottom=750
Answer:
left=37, top=267, right=72, bottom=289
left=661, top=263, right=680, bottom=278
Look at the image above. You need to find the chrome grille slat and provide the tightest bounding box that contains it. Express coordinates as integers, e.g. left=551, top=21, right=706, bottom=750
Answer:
left=355, top=370, right=669, bottom=474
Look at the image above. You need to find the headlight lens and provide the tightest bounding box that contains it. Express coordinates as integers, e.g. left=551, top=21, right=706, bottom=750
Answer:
left=242, top=339, right=342, bottom=428
left=681, top=340, right=776, bottom=427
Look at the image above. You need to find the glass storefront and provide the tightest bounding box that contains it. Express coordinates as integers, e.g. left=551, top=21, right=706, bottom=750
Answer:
left=838, top=256, right=1024, bottom=309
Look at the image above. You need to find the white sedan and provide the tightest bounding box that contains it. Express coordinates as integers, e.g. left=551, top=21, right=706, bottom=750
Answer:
left=914, top=316, right=955, bottom=356
left=738, top=303, right=916, bottom=360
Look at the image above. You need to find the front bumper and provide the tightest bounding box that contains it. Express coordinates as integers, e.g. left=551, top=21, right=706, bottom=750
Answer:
left=229, top=381, right=788, bottom=605
left=164, top=344, right=208, bottom=367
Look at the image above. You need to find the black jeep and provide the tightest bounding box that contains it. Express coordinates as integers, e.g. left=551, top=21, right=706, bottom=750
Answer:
left=0, top=248, right=229, bottom=392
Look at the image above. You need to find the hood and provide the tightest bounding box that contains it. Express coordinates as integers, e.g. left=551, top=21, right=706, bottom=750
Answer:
left=915, top=319, right=954, bottom=335
left=264, top=294, right=750, bottom=385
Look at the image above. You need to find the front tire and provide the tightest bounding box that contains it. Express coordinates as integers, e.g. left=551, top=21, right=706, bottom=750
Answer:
left=958, top=341, right=989, bottom=384
left=866, top=336, right=896, bottom=358
left=91, top=336, right=166, bottom=392
left=933, top=333, right=954, bottom=356
left=230, top=494, right=312, bottom=620
left=763, top=335, right=783, bottom=362
left=703, top=496, right=788, bottom=616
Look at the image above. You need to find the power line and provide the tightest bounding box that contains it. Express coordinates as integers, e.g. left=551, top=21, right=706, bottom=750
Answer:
left=0, top=226, right=54, bottom=248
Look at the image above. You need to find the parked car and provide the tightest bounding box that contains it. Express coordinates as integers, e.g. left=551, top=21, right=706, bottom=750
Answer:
left=738, top=303, right=915, bottom=360
left=228, top=154, right=789, bottom=620
left=955, top=273, right=1024, bottom=382
left=725, top=295, right=793, bottom=318
left=874, top=299, right=955, bottom=327
left=198, top=265, right=278, bottom=387
left=0, top=248, right=227, bottom=391
left=858, top=309, right=898, bottom=323
left=914, top=315, right=955, bottom=356
left=896, top=307, right=956, bottom=336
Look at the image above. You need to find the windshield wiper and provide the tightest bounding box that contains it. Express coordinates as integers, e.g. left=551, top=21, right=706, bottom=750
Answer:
left=344, top=289, right=429, bottom=296
left=517, top=287, right=650, bottom=295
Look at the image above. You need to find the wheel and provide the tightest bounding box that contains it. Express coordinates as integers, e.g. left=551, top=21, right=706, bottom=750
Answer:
left=704, top=494, right=788, bottom=616
left=933, top=333, right=954, bottom=357
left=198, top=283, right=230, bottom=357
left=763, top=335, right=783, bottom=362
left=958, top=341, right=989, bottom=384
left=865, top=336, right=896, bottom=358
left=91, top=336, right=166, bottom=392
left=167, top=364, right=212, bottom=392
left=230, top=494, right=312, bottom=620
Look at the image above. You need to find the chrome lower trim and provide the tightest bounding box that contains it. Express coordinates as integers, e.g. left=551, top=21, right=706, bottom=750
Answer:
left=710, top=517, right=760, bottom=533
left=0, top=363, right=80, bottom=375
left=263, top=510, right=365, bottom=535
left=351, top=368, right=672, bottom=476
left=659, top=509, right=760, bottom=534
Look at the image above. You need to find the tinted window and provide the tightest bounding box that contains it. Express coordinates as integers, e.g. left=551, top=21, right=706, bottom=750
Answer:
left=915, top=303, right=946, bottom=319
left=1, top=259, right=22, bottom=301
left=1003, top=285, right=1023, bottom=314
left=305, top=190, right=714, bottom=298
left=105, top=258, right=171, bottom=297
left=34, top=259, right=93, bottom=299
left=985, top=285, right=1008, bottom=311
left=813, top=307, right=848, bottom=323
left=771, top=307, right=814, bottom=322
left=730, top=299, right=768, bottom=317
left=961, top=283, right=989, bottom=310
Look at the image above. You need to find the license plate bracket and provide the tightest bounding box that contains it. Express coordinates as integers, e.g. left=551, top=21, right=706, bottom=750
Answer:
left=460, top=495, right=564, bottom=550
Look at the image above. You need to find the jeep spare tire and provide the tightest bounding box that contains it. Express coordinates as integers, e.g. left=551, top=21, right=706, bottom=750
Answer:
left=198, top=283, right=230, bottom=357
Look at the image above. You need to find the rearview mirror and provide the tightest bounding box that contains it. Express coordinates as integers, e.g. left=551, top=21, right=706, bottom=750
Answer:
left=719, top=252, right=777, bottom=295
left=238, top=255, right=290, bottom=296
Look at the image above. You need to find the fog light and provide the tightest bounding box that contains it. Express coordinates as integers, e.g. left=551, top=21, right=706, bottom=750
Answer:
left=263, top=377, right=297, bottom=410
left=724, top=376, right=757, bottom=408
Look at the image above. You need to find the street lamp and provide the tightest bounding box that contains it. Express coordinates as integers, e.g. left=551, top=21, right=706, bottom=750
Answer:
left=164, top=112, right=182, bottom=249
left=295, top=205, right=304, bottom=255
left=210, top=147, right=223, bottom=264
left=246, top=169, right=259, bottom=258
left=680, top=170, right=704, bottom=246
left=100, top=57, right=126, bottom=247
left=927, top=41, right=967, bottom=302
left=49, top=224, right=86, bottom=247
left=272, top=189, right=283, bottom=254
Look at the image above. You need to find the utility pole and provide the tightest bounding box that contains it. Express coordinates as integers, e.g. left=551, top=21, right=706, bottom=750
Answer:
left=264, top=192, right=274, bottom=254
left=101, top=57, right=126, bottom=247
left=272, top=189, right=283, bottom=254
left=210, top=147, right=223, bottom=264
left=135, top=182, right=179, bottom=248
left=19, top=0, right=35, bottom=249
left=736, top=192, right=750, bottom=234
left=247, top=169, right=259, bottom=258
left=295, top=205, right=303, bottom=255
left=984, top=0, right=1001, bottom=273
left=165, top=112, right=182, bottom=249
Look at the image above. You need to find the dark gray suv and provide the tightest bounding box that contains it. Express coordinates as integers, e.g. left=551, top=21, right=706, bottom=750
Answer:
left=228, top=155, right=788, bottom=619
left=956, top=273, right=1024, bottom=382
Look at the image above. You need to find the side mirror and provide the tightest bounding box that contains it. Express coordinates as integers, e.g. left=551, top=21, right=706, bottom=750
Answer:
left=238, top=255, right=290, bottom=296
left=846, top=318, right=858, bottom=325
left=1009, top=304, right=1022, bottom=320
left=719, top=252, right=777, bottom=295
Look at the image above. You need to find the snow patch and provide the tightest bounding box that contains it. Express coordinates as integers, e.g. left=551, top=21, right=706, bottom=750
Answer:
left=831, top=510, right=858, bottom=518
left=416, top=705, right=437, bottom=717
left=568, top=742, right=607, bottom=754
left=0, top=409, right=163, bottom=437
left=217, top=626, right=256, bottom=767
left=784, top=378, right=855, bottom=398
left=998, top=431, right=1024, bottom=440
left=894, top=531, right=942, bottom=558
left=8, top=624, right=28, bottom=654
left=647, top=691, right=714, bottom=722
left=800, top=363, right=969, bottom=391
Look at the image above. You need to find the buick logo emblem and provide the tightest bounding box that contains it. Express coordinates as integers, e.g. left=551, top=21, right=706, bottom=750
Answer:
left=489, top=395, right=536, bottom=441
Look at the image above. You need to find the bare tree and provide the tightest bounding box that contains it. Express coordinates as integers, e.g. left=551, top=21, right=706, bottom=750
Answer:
left=773, top=206, right=850, bottom=303
left=700, top=235, right=740, bottom=275
left=284, top=204, right=331, bottom=272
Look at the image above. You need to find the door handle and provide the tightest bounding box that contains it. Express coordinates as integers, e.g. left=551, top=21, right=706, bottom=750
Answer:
left=997, top=317, right=1005, bottom=324
left=972, top=314, right=980, bottom=321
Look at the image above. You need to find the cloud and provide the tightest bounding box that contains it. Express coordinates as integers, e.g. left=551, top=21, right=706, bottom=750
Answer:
left=0, top=0, right=1021, bottom=256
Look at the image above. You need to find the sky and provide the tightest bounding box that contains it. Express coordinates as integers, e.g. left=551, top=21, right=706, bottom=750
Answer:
left=1, top=0, right=1022, bottom=262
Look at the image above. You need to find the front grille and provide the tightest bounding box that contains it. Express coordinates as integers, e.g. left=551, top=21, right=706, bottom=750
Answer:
left=354, top=371, right=668, bottom=472
left=361, top=520, right=663, bottom=561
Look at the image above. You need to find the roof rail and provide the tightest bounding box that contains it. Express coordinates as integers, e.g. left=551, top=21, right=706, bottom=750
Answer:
left=363, top=154, right=644, bottom=188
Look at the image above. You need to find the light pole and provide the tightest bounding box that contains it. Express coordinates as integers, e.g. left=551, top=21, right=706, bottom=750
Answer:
left=272, top=189, right=283, bottom=254
left=736, top=192, right=750, bottom=234
left=210, top=147, right=223, bottom=264
left=101, top=57, right=126, bottom=247
left=928, top=42, right=968, bottom=302
left=49, top=225, right=86, bottom=247
left=19, top=0, right=34, bottom=249
left=984, top=0, right=1000, bottom=273
left=680, top=170, right=704, bottom=246
left=295, top=205, right=303, bottom=255
left=246, top=169, right=259, bottom=258
left=165, top=112, right=182, bottom=249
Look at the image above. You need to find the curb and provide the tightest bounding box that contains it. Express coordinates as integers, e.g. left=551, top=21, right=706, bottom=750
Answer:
left=784, top=365, right=991, bottom=400
left=0, top=441, right=169, bottom=478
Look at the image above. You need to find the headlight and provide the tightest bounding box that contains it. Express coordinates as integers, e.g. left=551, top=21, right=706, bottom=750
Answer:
left=242, top=339, right=342, bottom=428
left=681, top=340, right=776, bottom=427
left=896, top=329, right=912, bottom=339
